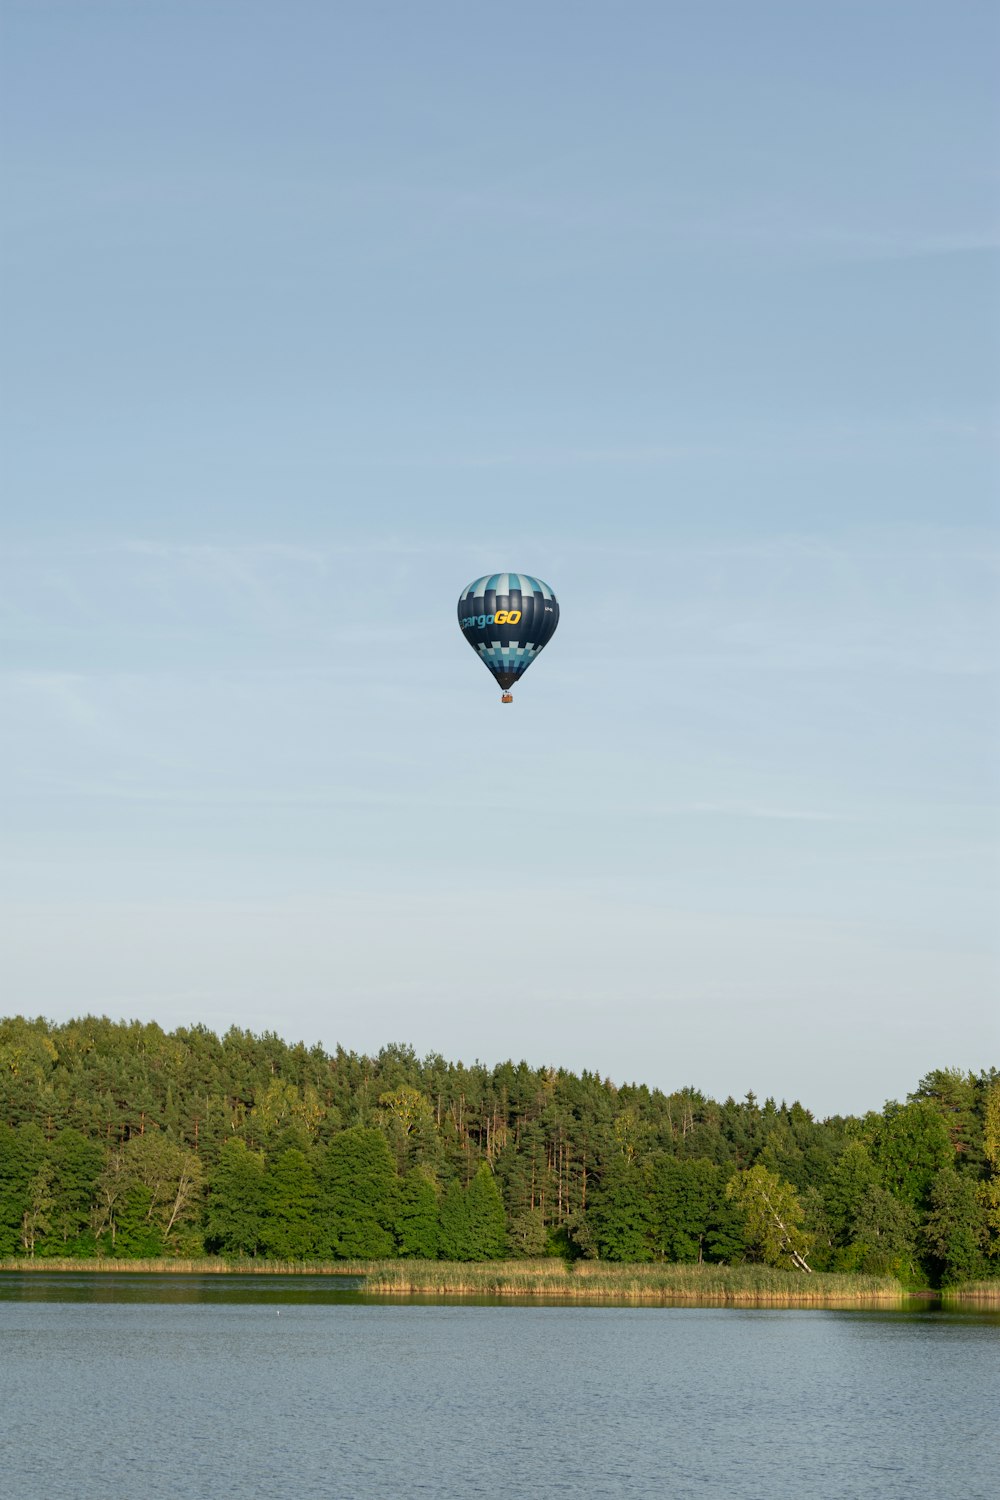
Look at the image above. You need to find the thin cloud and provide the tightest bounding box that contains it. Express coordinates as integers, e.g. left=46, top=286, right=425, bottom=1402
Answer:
left=5, top=670, right=104, bottom=731
left=112, top=540, right=330, bottom=569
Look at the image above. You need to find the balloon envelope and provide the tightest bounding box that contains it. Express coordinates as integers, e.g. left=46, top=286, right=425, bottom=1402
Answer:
left=457, top=573, right=559, bottom=691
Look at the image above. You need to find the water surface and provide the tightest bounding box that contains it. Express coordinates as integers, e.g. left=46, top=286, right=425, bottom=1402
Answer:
left=1, top=1274, right=996, bottom=1499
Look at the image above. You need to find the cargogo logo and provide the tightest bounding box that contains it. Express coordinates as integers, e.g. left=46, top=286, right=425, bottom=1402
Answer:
left=461, top=610, right=522, bottom=629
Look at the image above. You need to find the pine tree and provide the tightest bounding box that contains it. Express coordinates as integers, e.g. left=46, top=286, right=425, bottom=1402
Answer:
left=437, top=1179, right=469, bottom=1260
left=395, top=1169, right=439, bottom=1258
left=318, top=1126, right=398, bottom=1259
left=463, top=1163, right=506, bottom=1260
left=505, top=1207, right=548, bottom=1258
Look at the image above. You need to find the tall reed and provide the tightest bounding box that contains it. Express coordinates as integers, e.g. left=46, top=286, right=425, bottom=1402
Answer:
left=0, top=1256, right=364, bottom=1276
left=360, top=1260, right=905, bottom=1304
left=0, top=1255, right=925, bottom=1304
left=940, top=1281, right=1000, bottom=1304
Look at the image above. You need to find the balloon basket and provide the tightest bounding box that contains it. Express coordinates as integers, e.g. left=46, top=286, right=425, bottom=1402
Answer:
left=501, top=693, right=513, bottom=704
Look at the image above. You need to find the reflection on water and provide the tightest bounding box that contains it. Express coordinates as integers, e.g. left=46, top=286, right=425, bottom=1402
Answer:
left=1, top=1274, right=997, bottom=1500
left=0, top=1270, right=366, bottom=1304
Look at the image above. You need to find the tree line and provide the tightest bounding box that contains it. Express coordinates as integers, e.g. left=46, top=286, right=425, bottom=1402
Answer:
left=0, top=1015, right=997, bottom=1286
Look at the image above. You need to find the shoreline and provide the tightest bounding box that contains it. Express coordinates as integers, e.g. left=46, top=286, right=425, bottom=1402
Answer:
left=6, top=1256, right=994, bottom=1305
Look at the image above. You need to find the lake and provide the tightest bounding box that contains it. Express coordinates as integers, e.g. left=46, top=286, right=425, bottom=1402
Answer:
left=1, top=1274, right=997, bottom=1499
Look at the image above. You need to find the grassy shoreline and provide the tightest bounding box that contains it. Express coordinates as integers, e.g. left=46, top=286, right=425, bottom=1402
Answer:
left=3, top=1256, right=997, bottom=1304
left=0, top=1256, right=920, bottom=1304
left=360, top=1260, right=907, bottom=1305
left=0, top=1256, right=364, bottom=1276
left=940, top=1280, right=1000, bottom=1305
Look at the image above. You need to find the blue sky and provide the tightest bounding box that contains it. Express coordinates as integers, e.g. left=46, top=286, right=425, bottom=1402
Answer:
left=2, top=1, right=997, bottom=1117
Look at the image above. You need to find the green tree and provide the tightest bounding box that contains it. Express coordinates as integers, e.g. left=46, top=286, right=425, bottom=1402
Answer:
left=841, top=1184, right=917, bottom=1280
left=703, top=1188, right=748, bottom=1264
left=20, top=1160, right=54, bottom=1256
left=395, top=1169, right=439, bottom=1259
left=799, top=1185, right=836, bottom=1271
left=647, top=1155, right=719, bottom=1263
left=132, top=1132, right=203, bottom=1248
left=437, top=1179, right=469, bottom=1260
left=261, top=1147, right=319, bottom=1259
left=0, top=1019, right=58, bottom=1127
left=726, top=1165, right=812, bottom=1272
left=91, top=1142, right=168, bottom=1256
left=204, top=1138, right=267, bottom=1256
left=869, top=1101, right=953, bottom=1210
left=318, top=1126, right=398, bottom=1259
left=910, top=1068, right=983, bottom=1168
left=824, top=1139, right=879, bottom=1247
left=463, top=1163, right=506, bottom=1260
left=506, top=1207, right=548, bottom=1258
left=979, top=1079, right=1000, bottom=1265
left=46, top=1129, right=104, bottom=1253
left=248, top=1077, right=326, bottom=1150
left=91, top=1132, right=204, bottom=1255
left=0, top=1124, right=45, bottom=1254
left=378, top=1087, right=441, bottom=1174
left=587, top=1157, right=653, bottom=1261
left=4, top=1014, right=1000, bottom=1283
left=922, top=1167, right=987, bottom=1286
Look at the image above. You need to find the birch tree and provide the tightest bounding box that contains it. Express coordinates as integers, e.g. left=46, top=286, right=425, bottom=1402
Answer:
left=726, top=1164, right=813, bottom=1272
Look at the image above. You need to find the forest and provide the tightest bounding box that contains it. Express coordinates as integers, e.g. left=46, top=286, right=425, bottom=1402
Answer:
left=0, top=1015, right=997, bottom=1288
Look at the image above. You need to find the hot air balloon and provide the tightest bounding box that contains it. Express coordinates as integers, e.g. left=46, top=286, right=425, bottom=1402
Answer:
left=457, top=573, right=559, bottom=702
